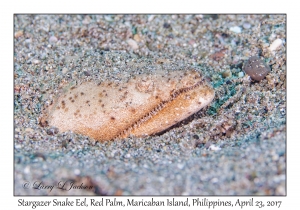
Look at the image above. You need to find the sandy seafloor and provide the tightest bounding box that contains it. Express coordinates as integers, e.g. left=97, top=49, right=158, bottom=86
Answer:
left=14, top=14, right=286, bottom=195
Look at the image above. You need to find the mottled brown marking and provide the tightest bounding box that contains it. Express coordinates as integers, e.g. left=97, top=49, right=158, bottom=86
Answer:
left=46, top=70, right=215, bottom=141
left=119, top=95, right=125, bottom=101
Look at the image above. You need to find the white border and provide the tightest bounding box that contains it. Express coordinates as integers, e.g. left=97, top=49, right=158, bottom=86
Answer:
left=2, top=0, right=296, bottom=209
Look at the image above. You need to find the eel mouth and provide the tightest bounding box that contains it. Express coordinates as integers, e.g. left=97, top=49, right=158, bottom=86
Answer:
left=42, top=69, right=214, bottom=142
left=116, top=77, right=211, bottom=139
